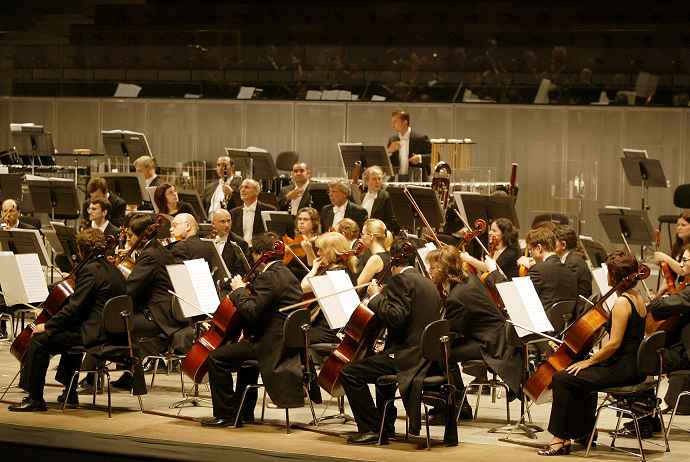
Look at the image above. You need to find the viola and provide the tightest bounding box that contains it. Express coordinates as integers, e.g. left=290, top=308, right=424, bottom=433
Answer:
left=524, top=264, right=650, bottom=404
left=181, top=240, right=285, bottom=383
left=458, top=219, right=487, bottom=275
left=282, top=234, right=316, bottom=266
left=646, top=228, right=682, bottom=334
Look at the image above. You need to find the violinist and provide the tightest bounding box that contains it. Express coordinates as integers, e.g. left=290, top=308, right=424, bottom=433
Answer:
left=426, top=247, right=522, bottom=397
left=204, top=156, right=242, bottom=216
left=320, top=179, right=367, bottom=230
left=654, top=211, right=690, bottom=288
left=538, top=251, right=646, bottom=456
left=300, top=231, right=358, bottom=344
left=518, top=227, right=577, bottom=330
left=284, top=207, right=320, bottom=279
left=87, top=198, right=119, bottom=238
left=360, top=166, right=399, bottom=233
left=9, top=229, right=127, bottom=412
left=169, top=213, right=215, bottom=269
left=356, top=219, right=393, bottom=286
left=211, top=209, right=250, bottom=277
left=336, top=218, right=361, bottom=249
left=340, top=238, right=441, bottom=444
left=278, top=162, right=312, bottom=215
left=461, top=218, right=520, bottom=279
left=153, top=183, right=197, bottom=221
left=554, top=225, right=592, bottom=299
left=200, top=232, right=305, bottom=428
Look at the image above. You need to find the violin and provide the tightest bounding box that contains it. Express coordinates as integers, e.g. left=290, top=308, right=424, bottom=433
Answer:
left=524, top=264, right=650, bottom=404
left=115, top=216, right=165, bottom=278
left=282, top=234, right=316, bottom=266
left=518, top=245, right=530, bottom=277
left=458, top=219, right=487, bottom=275
left=181, top=240, right=285, bottom=383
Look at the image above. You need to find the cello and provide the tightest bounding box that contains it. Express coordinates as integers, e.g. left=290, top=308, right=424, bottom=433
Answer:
left=524, top=263, right=650, bottom=404
left=181, top=240, right=285, bottom=384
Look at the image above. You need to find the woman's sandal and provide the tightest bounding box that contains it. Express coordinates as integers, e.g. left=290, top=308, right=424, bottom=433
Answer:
left=537, top=441, right=572, bottom=456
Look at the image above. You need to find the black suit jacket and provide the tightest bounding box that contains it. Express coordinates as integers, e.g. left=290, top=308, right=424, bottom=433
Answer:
left=564, top=251, right=593, bottom=298
left=203, top=176, right=243, bottom=212
left=221, top=232, right=250, bottom=277
left=368, top=189, right=399, bottom=234
left=368, top=267, right=441, bottom=434
left=100, top=221, right=119, bottom=238
left=170, top=235, right=216, bottom=271
left=277, top=182, right=312, bottom=213
left=127, top=239, right=186, bottom=336
left=320, top=201, right=368, bottom=230
left=529, top=254, right=578, bottom=327
left=229, top=201, right=276, bottom=244
left=82, top=192, right=127, bottom=228
left=45, top=256, right=127, bottom=347
left=387, top=130, right=432, bottom=174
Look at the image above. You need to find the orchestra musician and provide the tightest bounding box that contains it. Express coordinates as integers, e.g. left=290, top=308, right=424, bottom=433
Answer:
left=285, top=207, right=320, bottom=279
left=199, top=232, right=307, bottom=428
left=169, top=213, right=216, bottom=271
left=1, top=198, right=38, bottom=230
left=203, top=156, right=243, bottom=216
left=277, top=162, right=312, bottom=216
left=654, top=211, right=690, bottom=285
left=230, top=179, right=276, bottom=247
left=340, top=238, right=441, bottom=445
left=336, top=218, right=361, bottom=249
left=300, top=231, right=358, bottom=344
left=356, top=219, right=393, bottom=286
left=133, top=155, right=160, bottom=210
left=8, top=229, right=127, bottom=412
left=81, top=177, right=127, bottom=227
left=86, top=198, right=119, bottom=238
left=360, top=166, right=399, bottom=233
left=538, top=251, right=646, bottom=456
left=461, top=218, right=520, bottom=279
left=554, top=225, right=593, bottom=300
left=386, top=110, right=432, bottom=180
left=320, top=179, right=367, bottom=230
left=211, top=209, right=250, bottom=278
left=518, top=226, right=578, bottom=330
left=153, top=183, right=197, bottom=221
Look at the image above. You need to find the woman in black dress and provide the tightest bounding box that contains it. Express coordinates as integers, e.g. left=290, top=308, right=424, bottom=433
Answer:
left=538, top=250, right=646, bottom=456
left=356, top=218, right=393, bottom=286
left=153, top=183, right=197, bottom=221
left=461, top=217, right=520, bottom=279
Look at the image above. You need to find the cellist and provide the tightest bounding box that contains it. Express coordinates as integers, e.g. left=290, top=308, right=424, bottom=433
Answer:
left=538, top=251, right=646, bottom=456
left=10, top=229, right=127, bottom=412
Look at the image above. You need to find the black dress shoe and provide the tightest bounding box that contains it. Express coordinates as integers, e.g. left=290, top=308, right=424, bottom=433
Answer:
left=347, top=432, right=385, bottom=445
left=200, top=417, right=235, bottom=428
left=8, top=399, right=47, bottom=412
left=56, top=389, right=79, bottom=407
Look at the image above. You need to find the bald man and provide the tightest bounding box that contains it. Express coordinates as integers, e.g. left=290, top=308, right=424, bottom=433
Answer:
left=211, top=209, right=250, bottom=277
left=169, top=213, right=216, bottom=273
left=229, top=179, right=276, bottom=245
left=1, top=199, right=37, bottom=230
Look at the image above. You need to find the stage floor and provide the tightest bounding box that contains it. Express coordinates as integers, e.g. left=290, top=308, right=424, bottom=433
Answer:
left=1, top=342, right=690, bottom=462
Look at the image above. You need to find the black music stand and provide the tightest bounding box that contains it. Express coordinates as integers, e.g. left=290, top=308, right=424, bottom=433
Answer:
left=579, top=236, right=608, bottom=268
left=226, top=148, right=278, bottom=181
left=261, top=211, right=295, bottom=237
left=101, top=173, right=147, bottom=206
left=308, top=183, right=332, bottom=213
left=620, top=155, right=667, bottom=212
left=0, top=229, right=50, bottom=266
left=10, top=124, right=56, bottom=167
left=50, top=222, right=79, bottom=270
left=198, top=223, right=214, bottom=238
left=177, top=190, right=206, bottom=222
left=26, top=178, right=80, bottom=220
left=0, top=174, right=23, bottom=204
left=597, top=207, right=655, bottom=254
left=102, top=130, right=151, bottom=160
left=338, top=144, right=394, bottom=177
left=457, top=193, right=520, bottom=229
left=387, top=186, right=418, bottom=232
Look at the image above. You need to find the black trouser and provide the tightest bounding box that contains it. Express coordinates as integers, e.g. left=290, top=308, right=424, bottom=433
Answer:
left=450, top=341, right=484, bottom=388
left=208, top=340, right=260, bottom=420
left=340, top=352, right=399, bottom=434
left=23, top=330, right=83, bottom=402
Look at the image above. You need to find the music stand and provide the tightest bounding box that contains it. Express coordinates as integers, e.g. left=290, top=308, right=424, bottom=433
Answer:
left=50, top=222, right=78, bottom=262
left=261, top=211, right=295, bottom=237
left=225, top=148, right=277, bottom=181
left=457, top=193, right=520, bottom=229
left=0, top=174, right=23, bottom=204
left=308, top=183, right=332, bottom=213
left=387, top=186, right=419, bottom=232
left=579, top=235, right=608, bottom=268
left=101, top=130, right=152, bottom=161
left=198, top=223, right=214, bottom=238
left=598, top=207, right=655, bottom=258
left=0, top=229, right=50, bottom=266
left=101, top=173, right=148, bottom=205
left=177, top=190, right=206, bottom=222
left=10, top=124, right=56, bottom=169
left=26, top=177, right=80, bottom=220
left=338, top=144, right=394, bottom=177
left=620, top=154, right=668, bottom=212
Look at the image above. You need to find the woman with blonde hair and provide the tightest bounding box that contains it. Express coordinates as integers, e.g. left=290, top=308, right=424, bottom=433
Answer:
left=356, top=218, right=394, bottom=286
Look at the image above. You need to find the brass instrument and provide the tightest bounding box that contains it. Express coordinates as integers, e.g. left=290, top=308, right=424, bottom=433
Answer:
left=431, top=161, right=452, bottom=213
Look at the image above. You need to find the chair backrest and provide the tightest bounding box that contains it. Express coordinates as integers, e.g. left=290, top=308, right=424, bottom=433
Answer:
left=549, top=299, right=577, bottom=333
left=637, top=331, right=666, bottom=377
left=276, top=151, right=299, bottom=172
left=421, top=319, right=450, bottom=362
left=531, top=212, right=570, bottom=227
left=103, top=295, right=134, bottom=336
left=283, top=308, right=310, bottom=349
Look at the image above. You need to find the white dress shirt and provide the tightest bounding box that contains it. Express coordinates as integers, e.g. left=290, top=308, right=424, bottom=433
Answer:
left=214, top=235, right=227, bottom=256
left=290, top=180, right=309, bottom=215
left=398, top=126, right=411, bottom=175
left=361, top=190, right=377, bottom=217
left=91, top=220, right=110, bottom=232
left=208, top=179, right=227, bottom=216
left=560, top=251, right=570, bottom=264
left=242, top=200, right=258, bottom=244
left=332, top=203, right=347, bottom=228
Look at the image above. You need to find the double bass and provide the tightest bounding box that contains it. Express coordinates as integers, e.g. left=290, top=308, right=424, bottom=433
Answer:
left=524, top=263, right=650, bottom=404
left=181, top=240, right=285, bottom=384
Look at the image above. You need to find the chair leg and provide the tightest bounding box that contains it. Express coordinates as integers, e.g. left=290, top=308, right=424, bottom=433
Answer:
left=631, top=416, right=646, bottom=462
left=234, top=387, right=249, bottom=427
left=611, top=410, right=624, bottom=448
left=150, top=358, right=160, bottom=390
left=1, top=368, right=21, bottom=401
left=178, top=364, right=185, bottom=397
left=304, top=386, right=317, bottom=427
left=260, top=388, right=267, bottom=423
left=105, top=370, right=112, bottom=418
left=457, top=384, right=475, bottom=421
left=378, top=399, right=394, bottom=445
left=657, top=404, right=670, bottom=452
left=423, top=402, right=431, bottom=450
left=666, top=390, right=689, bottom=441
left=285, top=408, right=290, bottom=434
left=62, top=371, right=80, bottom=412
left=92, top=372, right=98, bottom=406
left=473, top=384, right=483, bottom=420
left=503, top=384, right=511, bottom=423
left=585, top=405, right=605, bottom=457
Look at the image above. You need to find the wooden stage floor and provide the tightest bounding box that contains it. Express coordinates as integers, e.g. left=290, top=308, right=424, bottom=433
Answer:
left=1, top=342, right=690, bottom=462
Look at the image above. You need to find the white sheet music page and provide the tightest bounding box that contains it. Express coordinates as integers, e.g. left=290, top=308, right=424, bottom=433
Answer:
left=416, top=242, right=437, bottom=275
left=591, top=264, right=616, bottom=312
left=184, top=259, right=220, bottom=315
left=16, top=253, right=49, bottom=303
left=166, top=264, right=200, bottom=318
left=497, top=277, right=553, bottom=337
left=309, top=270, right=360, bottom=329
left=452, top=192, right=471, bottom=226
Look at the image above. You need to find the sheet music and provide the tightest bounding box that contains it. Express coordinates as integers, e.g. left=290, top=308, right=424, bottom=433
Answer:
left=416, top=242, right=437, bottom=275
left=185, top=259, right=220, bottom=314
left=497, top=277, right=554, bottom=337
left=452, top=191, right=471, bottom=226
left=591, top=264, right=616, bottom=312
left=309, top=270, right=360, bottom=329
left=16, top=254, right=49, bottom=303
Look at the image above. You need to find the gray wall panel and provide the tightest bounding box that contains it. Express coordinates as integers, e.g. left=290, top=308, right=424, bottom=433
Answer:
left=0, top=99, right=9, bottom=152
left=196, top=101, right=243, bottom=164
left=9, top=98, right=55, bottom=134
left=294, top=103, right=345, bottom=177
left=55, top=99, right=100, bottom=155
left=245, top=102, right=293, bottom=160
left=346, top=103, right=399, bottom=145
left=146, top=101, right=197, bottom=165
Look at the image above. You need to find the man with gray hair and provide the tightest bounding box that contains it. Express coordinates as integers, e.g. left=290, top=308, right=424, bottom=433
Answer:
left=204, top=156, right=243, bottom=216
left=229, top=179, right=276, bottom=245
left=133, top=155, right=160, bottom=188
left=320, top=179, right=367, bottom=230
